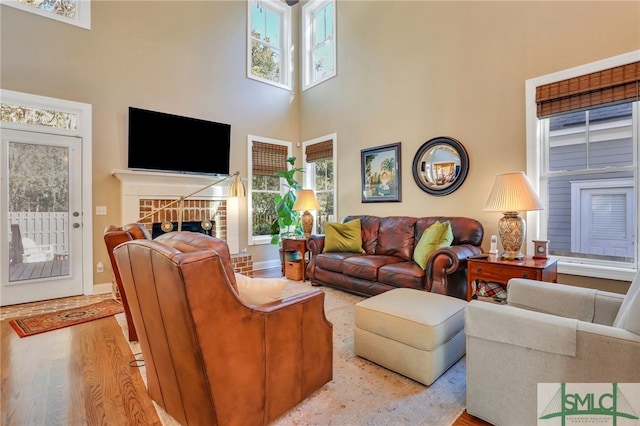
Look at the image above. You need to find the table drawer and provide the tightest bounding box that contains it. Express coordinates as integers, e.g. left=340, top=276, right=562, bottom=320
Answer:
left=469, top=263, right=541, bottom=283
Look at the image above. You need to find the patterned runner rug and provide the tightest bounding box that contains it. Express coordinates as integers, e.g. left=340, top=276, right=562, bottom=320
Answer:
left=9, top=299, right=123, bottom=338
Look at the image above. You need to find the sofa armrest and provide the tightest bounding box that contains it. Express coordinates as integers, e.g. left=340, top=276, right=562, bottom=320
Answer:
left=307, top=234, right=325, bottom=256
left=425, top=244, right=483, bottom=296
left=507, top=278, right=624, bottom=324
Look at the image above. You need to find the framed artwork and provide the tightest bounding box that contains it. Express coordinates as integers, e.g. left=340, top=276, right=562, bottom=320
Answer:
left=361, top=142, right=402, bottom=203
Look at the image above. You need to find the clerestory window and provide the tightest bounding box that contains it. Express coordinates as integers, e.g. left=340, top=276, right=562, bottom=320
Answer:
left=247, top=0, right=292, bottom=90
left=302, top=0, right=336, bottom=90
left=2, top=0, right=91, bottom=29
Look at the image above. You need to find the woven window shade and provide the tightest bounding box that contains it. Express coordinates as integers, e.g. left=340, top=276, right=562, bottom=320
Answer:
left=305, top=139, right=333, bottom=162
left=536, top=61, right=640, bottom=117
left=252, top=141, right=288, bottom=176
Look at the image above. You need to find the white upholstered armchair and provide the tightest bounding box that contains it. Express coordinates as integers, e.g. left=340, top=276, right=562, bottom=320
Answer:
left=465, top=275, right=640, bottom=426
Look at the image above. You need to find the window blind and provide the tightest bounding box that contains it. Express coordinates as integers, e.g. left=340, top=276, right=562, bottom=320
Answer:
left=536, top=61, right=640, bottom=118
left=305, top=139, right=333, bottom=162
left=252, top=141, right=288, bottom=175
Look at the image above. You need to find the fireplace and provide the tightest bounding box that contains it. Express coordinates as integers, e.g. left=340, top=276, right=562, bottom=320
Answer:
left=151, top=221, right=214, bottom=239
left=111, top=169, right=240, bottom=253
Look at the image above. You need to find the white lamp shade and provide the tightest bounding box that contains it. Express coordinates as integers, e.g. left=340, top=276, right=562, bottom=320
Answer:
left=483, top=172, right=543, bottom=213
left=293, top=189, right=320, bottom=211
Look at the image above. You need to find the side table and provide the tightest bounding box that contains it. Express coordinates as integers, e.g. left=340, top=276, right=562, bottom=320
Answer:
left=281, top=237, right=309, bottom=281
left=466, top=254, right=558, bottom=301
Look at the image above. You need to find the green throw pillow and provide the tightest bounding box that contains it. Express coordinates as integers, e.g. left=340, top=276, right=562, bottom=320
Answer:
left=323, top=219, right=365, bottom=253
left=413, top=221, right=453, bottom=270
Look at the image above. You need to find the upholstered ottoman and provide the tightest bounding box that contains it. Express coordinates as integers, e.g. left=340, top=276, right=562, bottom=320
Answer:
left=354, top=288, right=467, bottom=386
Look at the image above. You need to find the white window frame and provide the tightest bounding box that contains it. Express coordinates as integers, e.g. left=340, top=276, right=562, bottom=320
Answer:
left=247, top=0, right=292, bottom=90
left=525, top=50, right=640, bottom=281
left=246, top=135, right=292, bottom=246
left=302, top=0, right=336, bottom=91
left=1, top=0, right=91, bottom=30
left=302, top=133, right=337, bottom=231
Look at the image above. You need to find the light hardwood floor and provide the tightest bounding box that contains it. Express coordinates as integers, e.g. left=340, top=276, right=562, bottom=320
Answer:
left=1, top=268, right=490, bottom=426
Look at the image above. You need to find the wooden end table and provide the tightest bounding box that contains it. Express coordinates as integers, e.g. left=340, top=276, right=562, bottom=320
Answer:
left=281, top=237, right=309, bottom=281
left=466, top=254, right=558, bottom=301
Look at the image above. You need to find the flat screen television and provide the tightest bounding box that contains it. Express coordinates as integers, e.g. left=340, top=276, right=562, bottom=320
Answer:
left=128, top=107, right=231, bottom=175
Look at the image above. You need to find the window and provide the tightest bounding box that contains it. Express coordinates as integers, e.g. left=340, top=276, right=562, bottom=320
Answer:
left=2, top=0, right=91, bottom=29
left=526, top=53, right=639, bottom=280
left=247, top=136, right=292, bottom=245
left=302, top=134, right=336, bottom=233
left=247, top=0, right=292, bottom=90
left=302, top=0, right=336, bottom=90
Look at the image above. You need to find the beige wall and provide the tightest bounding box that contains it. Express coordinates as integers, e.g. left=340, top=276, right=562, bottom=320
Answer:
left=2, top=1, right=638, bottom=293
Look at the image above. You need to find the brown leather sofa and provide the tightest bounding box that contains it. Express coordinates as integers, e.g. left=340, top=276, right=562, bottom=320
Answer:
left=307, top=215, right=484, bottom=300
left=113, top=232, right=333, bottom=426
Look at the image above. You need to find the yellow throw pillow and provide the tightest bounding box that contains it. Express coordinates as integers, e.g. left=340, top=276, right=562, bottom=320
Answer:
left=323, top=219, right=365, bottom=253
left=413, top=220, right=453, bottom=270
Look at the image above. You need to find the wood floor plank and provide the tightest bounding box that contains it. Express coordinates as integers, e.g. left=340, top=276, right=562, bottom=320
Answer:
left=1, top=316, right=161, bottom=426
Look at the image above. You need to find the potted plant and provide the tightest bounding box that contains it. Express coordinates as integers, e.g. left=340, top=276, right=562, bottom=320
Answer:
left=270, top=156, right=304, bottom=246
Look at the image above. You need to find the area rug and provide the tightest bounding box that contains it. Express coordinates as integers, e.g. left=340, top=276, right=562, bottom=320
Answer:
left=117, top=281, right=467, bottom=426
left=10, top=298, right=123, bottom=338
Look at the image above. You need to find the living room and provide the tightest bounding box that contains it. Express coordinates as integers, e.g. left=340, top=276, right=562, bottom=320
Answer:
left=1, top=0, right=639, bottom=425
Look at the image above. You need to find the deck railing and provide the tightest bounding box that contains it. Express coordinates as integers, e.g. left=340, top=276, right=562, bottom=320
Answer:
left=8, top=212, right=69, bottom=256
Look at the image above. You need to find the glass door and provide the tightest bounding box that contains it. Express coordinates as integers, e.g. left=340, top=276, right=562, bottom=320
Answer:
left=2, top=129, right=84, bottom=305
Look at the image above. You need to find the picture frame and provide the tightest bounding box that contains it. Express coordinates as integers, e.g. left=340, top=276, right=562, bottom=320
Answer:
left=361, top=142, right=402, bottom=203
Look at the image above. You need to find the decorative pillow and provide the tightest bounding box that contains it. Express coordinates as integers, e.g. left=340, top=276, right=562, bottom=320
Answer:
left=476, top=281, right=508, bottom=300
left=613, top=273, right=640, bottom=335
left=235, top=273, right=287, bottom=305
left=323, top=219, right=365, bottom=253
left=413, top=221, right=453, bottom=270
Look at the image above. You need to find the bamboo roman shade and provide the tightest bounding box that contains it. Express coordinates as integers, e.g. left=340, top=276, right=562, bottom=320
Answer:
left=305, top=139, right=333, bottom=163
left=536, top=61, right=640, bottom=117
left=252, top=141, right=288, bottom=175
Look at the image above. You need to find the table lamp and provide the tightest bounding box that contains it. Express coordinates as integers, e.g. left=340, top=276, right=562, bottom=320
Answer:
left=292, top=189, right=320, bottom=237
left=482, top=172, right=543, bottom=260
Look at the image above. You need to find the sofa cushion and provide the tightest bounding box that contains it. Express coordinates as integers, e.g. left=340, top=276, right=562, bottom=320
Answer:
left=413, top=220, right=453, bottom=270
left=323, top=219, right=365, bottom=253
left=315, top=252, right=362, bottom=273
left=375, top=217, right=416, bottom=260
left=378, top=261, right=424, bottom=289
left=344, top=255, right=404, bottom=281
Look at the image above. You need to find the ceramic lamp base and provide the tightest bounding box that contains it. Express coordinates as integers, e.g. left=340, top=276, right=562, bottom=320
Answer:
left=498, top=211, right=526, bottom=260
left=301, top=210, right=313, bottom=237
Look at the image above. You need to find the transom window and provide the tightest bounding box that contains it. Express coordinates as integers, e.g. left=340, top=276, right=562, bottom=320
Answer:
left=247, top=0, right=292, bottom=90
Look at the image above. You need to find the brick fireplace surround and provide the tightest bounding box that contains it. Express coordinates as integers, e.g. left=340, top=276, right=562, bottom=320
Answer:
left=112, top=169, right=252, bottom=276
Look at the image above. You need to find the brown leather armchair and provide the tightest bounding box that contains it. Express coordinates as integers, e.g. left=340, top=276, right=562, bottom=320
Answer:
left=103, top=223, right=152, bottom=342
left=113, top=232, right=333, bottom=426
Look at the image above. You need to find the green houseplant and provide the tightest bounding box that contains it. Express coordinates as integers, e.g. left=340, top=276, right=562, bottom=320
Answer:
left=270, top=156, right=304, bottom=246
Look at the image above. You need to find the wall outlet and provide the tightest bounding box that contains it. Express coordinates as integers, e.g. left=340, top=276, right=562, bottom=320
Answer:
left=96, top=261, right=104, bottom=273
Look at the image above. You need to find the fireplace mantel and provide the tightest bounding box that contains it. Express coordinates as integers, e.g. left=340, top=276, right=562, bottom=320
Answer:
left=111, top=169, right=240, bottom=253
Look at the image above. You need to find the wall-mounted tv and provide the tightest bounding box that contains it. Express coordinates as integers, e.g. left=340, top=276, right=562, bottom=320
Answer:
left=128, top=107, right=231, bottom=175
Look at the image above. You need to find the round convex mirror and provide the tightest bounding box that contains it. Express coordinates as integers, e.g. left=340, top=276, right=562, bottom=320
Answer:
left=412, top=136, right=469, bottom=196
